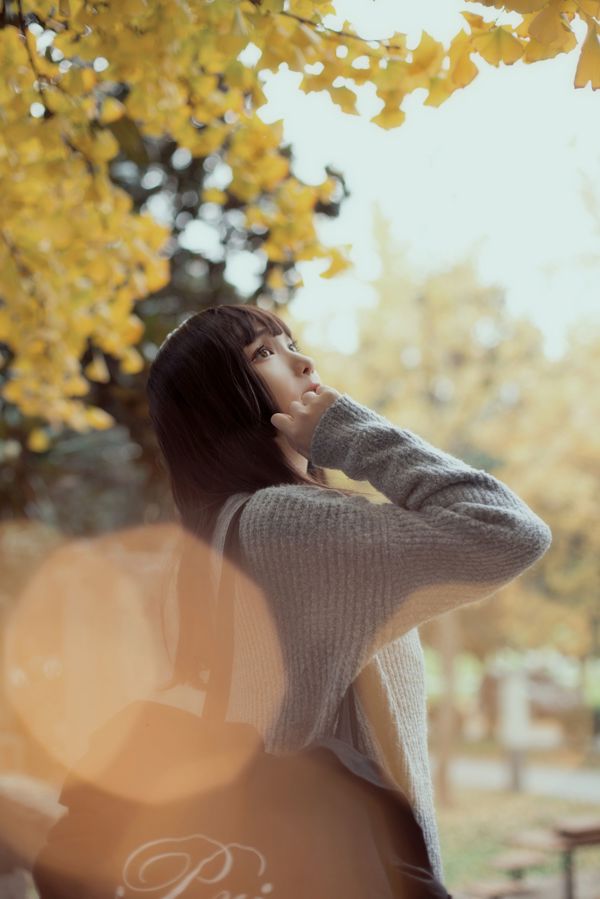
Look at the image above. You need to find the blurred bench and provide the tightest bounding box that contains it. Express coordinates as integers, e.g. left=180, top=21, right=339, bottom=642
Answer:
left=463, top=878, right=540, bottom=899
left=511, top=817, right=600, bottom=899
left=463, top=848, right=546, bottom=898
left=464, top=815, right=600, bottom=899
left=491, top=849, right=548, bottom=880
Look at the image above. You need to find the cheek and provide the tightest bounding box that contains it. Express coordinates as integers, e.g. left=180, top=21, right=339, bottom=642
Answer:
left=263, top=373, right=287, bottom=408
left=264, top=366, right=295, bottom=408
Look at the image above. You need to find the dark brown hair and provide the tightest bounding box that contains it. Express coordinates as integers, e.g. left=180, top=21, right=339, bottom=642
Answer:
left=146, top=303, right=364, bottom=688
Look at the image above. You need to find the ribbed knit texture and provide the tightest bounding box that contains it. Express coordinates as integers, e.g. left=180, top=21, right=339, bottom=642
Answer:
left=213, top=393, right=552, bottom=880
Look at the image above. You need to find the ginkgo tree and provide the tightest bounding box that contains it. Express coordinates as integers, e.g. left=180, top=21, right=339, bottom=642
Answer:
left=300, top=205, right=600, bottom=797
left=1, top=0, right=598, bottom=447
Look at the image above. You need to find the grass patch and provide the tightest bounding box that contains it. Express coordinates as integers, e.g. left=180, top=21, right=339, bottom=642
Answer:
left=437, top=788, right=600, bottom=891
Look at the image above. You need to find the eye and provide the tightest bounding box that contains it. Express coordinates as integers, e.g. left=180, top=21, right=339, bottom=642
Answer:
left=251, top=340, right=300, bottom=361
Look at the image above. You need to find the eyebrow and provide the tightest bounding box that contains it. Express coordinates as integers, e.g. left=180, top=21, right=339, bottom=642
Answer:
left=248, top=328, right=288, bottom=346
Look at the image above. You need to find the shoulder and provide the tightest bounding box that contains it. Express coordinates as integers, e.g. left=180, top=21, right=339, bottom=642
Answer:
left=240, top=483, right=373, bottom=534
left=237, top=484, right=389, bottom=572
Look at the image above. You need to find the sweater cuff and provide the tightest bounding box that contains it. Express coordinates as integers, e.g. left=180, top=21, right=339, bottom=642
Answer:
left=309, top=393, right=379, bottom=469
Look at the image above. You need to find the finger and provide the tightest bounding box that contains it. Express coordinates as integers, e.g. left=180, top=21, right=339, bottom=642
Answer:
left=271, top=412, right=292, bottom=432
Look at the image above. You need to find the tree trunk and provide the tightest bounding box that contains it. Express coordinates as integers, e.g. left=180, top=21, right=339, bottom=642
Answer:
left=433, top=611, right=459, bottom=807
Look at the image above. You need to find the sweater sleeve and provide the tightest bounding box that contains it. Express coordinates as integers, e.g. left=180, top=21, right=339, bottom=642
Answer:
left=239, top=393, right=552, bottom=664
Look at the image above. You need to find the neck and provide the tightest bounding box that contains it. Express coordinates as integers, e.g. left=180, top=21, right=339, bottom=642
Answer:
left=275, top=434, right=308, bottom=477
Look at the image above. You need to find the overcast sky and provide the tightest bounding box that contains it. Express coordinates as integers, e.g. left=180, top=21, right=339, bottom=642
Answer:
left=223, top=1, right=600, bottom=359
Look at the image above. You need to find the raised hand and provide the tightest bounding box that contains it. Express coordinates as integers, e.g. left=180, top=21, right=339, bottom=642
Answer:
left=270, top=385, right=341, bottom=460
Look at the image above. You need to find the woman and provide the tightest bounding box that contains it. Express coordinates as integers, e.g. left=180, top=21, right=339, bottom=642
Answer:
left=146, top=302, right=552, bottom=880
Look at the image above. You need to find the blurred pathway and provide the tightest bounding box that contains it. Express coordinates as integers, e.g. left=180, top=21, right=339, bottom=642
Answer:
left=455, top=870, right=600, bottom=899
left=443, top=755, right=600, bottom=803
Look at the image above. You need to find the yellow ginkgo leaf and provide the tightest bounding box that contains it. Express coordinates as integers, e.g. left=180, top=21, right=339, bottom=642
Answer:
left=27, top=428, right=50, bottom=453
left=480, top=0, right=547, bottom=10
left=81, top=68, right=97, bottom=93
left=122, top=314, right=145, bottom=344
left=329, top=85, right=359, bottom=115
left=515, top=13, right=539, bottom=38
left=524, top=30, right=577, bottom=61
left=84, top=407, right=115, bottom=429
left=474, top=27, right=525, bottom=66
left=424, top=77, right=455, bottom=107
left=574, top=20, right=600, bottom=88
left=528, top=2, right=574, bottom=45
left=262, top=240, right=285, bottom=262
left=266, top=266, right=286, bottom=289
left=575, top=0, right=600, bottom=15
left=144, top=258, right=170, bottom=294
left=120, top=347, right=145, bottom=374
left=289, top=0, right=315, bottom=16
left=319, top=246, right=352, bottom=279
left=61, top=66, right=94, bottom=96
left=448, top=31, right=479, bottom=87
left=452, top=52, right=479, bottom=87
left=299, top=72, right=332, bottom=93
left=231, top=7, right=248, bottom=37
left=99, top=97, right=126, bottom=124
left=65, top=375, right=90, bottom=397
left=317, top=177, right=338, bottom=203
left=461, top=12, right=492, bottom=32
left=202, top=187, right=227, bottom=204
left=84, top=355, right=110, bottom=383
left=256, top=0, right=284, bottom=10
left=120, top=0, right=149, bottom=14
left=370, top=106, right=406, bottom=130
left=408, top=31, right=445, bottom=85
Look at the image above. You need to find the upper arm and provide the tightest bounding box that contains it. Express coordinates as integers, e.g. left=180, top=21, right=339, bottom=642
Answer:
left=239, top=485, right=551, bottom=663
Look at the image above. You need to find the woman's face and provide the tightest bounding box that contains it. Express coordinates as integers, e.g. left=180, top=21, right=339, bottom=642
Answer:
left=243, top=327, right=320, bottom=414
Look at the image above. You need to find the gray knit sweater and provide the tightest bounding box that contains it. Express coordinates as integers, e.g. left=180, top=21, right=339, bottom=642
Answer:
left=167, top=393, right=552, bottom=880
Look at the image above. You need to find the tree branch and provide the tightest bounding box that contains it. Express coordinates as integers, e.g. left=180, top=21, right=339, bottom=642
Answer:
left=279, top=10, right=406, bottom=53
left=16, top=0, right=56, bottom=116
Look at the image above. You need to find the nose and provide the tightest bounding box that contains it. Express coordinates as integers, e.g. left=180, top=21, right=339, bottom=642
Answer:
left=296, top=352, right=315, bottom=375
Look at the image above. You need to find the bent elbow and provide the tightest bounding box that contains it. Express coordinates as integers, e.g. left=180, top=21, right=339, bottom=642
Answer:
left=526, top=516, right=552, bottom=563
left=497, top=515, right=553, bottom=579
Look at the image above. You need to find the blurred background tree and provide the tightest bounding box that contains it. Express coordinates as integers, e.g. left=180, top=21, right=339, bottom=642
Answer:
left=295, top=205, right=600, bottom=800
left=2, top=0, right=598, bottom=538
left=1, top=0, right=598, bottom=443
left=0, top=123, right=349, bottom=535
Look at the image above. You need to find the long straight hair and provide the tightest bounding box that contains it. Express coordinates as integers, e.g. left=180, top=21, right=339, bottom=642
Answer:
left=146, top=303, right=365, bottom=688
